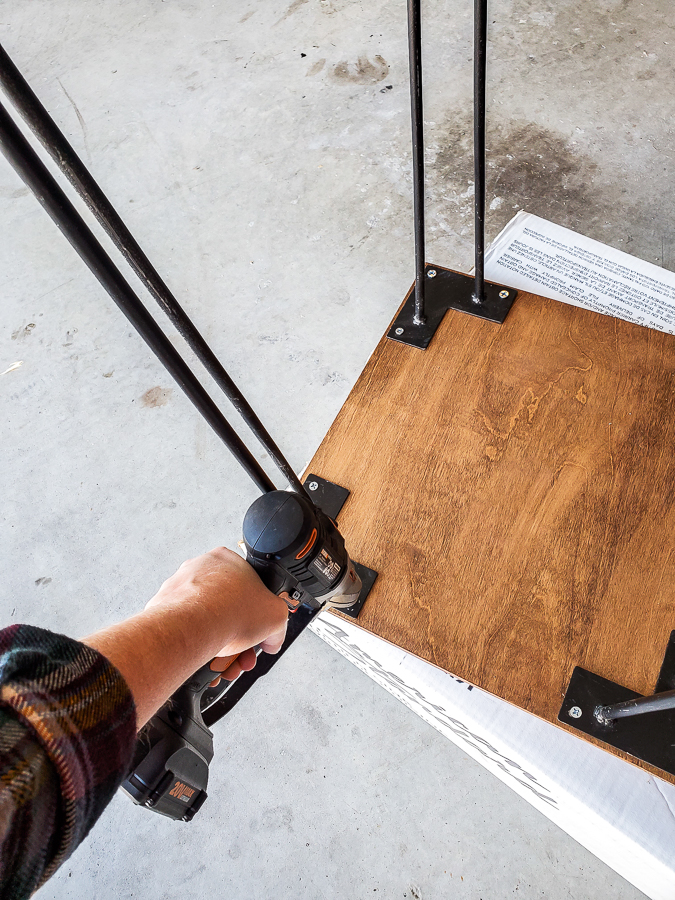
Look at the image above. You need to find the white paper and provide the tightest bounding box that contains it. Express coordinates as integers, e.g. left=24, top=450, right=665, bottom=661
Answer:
left=484, top=211, right=675, bottom=334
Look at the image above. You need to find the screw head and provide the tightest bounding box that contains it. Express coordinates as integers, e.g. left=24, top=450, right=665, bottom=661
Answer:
left=308, top=481, right=319, bottom=491
left=395, top=327, right=404, bottom=335
left=427, top=269, right=437, bottom=278
left=569, top=706, right=582, bottom=719
left=499, top=289, right=510, bottom=299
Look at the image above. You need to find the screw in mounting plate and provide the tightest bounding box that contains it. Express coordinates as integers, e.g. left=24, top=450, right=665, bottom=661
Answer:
left=499, top=290, right=509, bottom=299
left=395, top=327, right=404, bottom=335
left=427, top=269, right=437, bottom=278
left=569, top=706, right=582, bottom=719
left=308, top=481, right=319, bottom=491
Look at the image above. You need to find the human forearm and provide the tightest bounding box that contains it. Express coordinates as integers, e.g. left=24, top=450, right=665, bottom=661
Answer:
left=81, top=604, right=229, bottom=728
left=82, top=547, right=288, bottom=728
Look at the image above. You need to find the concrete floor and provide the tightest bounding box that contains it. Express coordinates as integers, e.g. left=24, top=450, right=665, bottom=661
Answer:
left=1, top=1, right=672, bottom=897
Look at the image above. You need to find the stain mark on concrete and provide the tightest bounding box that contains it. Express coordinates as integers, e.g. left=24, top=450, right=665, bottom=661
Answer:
left=427, top=109, right=665, bottom=258
left=320, top=369, right=347, bottom=386
left=276, top=0, right=308, bottom=24
left=154, top=499, right=177, bottom=510
left=320, top=0, right=349, bottom=13
left=11, top=323, right=35, bottom=341
left=435, top=115, right=600, bottom=237
left=307, top=58, right=326, bottom=76
left=328, top=285, right=350, bottom=306
left=332, top=55, right=389, bottom=85
left=141, top=386, right=173, bottom=408
left=35, top=577, right=52, bottom=586
left=260, top=804, right=294, bottom=831
left=239, top=10, right=254, bottom=23
left=102, top=371, right=113, bottom=378
left=300, top=703, right=331, bottom=744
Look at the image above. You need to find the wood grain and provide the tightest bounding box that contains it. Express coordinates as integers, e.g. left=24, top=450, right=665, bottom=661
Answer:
left=308, top=280, right=675, bottom=781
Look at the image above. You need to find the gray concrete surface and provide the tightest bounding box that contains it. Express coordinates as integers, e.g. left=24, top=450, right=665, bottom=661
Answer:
left=1, top=0, right=672, bottom=896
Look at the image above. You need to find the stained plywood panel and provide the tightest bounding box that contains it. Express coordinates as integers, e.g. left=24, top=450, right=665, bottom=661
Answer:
left=308, top=281, right=675, bottom=779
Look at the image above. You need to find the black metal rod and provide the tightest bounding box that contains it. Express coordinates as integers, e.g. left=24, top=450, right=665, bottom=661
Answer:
left=0, top=44, right=307, bottom=498
left=595, top=689, right=675, bottom=724
left=0, top=99, right=276, bottom=495
left=407, top=0, right=426, bottom=326
left=473, top=0, right=488, bottom=304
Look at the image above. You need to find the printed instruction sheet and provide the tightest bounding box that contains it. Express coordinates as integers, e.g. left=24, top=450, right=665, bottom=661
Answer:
left=484, top=212, right=675, bottom=334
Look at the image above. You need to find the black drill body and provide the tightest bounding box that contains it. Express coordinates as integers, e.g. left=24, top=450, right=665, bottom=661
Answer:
left=121, top=491, right=361, bottom=821
left=243, top=491, right=361, bottom=610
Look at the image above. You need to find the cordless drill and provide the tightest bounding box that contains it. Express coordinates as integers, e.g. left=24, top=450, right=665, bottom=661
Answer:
left=121, top=489, right=365, bottom=821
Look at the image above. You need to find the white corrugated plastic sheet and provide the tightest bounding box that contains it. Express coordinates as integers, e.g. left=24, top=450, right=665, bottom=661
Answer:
left=311, top=613, right=675, bottom=900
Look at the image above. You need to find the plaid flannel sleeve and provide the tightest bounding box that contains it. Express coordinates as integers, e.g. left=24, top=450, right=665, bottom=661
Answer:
left=0, top=624, right=137, bottom=899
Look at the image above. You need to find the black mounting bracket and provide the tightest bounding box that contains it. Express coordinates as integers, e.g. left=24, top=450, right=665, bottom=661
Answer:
left=387, top=265, right=517, bottom=350
left=302, top=473, right=377, bottom=619
left=558, top=631, right=675, bottom=777
left=303, top=472, right=350, bottom=520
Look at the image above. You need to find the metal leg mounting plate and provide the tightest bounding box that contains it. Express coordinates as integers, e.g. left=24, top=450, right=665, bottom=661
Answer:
left=302, top=474, right=377, bottom=619
left=388, top=265, right=517, bottom=350
left=558, top=631, right=675, bottom=777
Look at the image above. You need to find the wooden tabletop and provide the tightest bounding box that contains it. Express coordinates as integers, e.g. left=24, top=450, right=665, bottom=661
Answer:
left=308, top=280, right=675, bottom=782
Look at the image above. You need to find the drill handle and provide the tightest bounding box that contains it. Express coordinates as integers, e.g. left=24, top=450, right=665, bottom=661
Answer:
left=186, top=656, right=238, bottom=693
left=166, top=654, right=238, bottom=724
left=202, top=601, right=323, bottom=727
left=163, top=544, right=320, bottom=732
